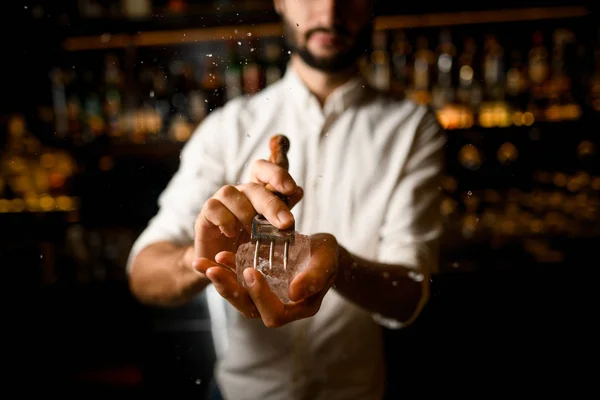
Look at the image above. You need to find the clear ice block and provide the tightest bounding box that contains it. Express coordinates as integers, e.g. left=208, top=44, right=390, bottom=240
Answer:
left=236, top=232, right=311, bottom=303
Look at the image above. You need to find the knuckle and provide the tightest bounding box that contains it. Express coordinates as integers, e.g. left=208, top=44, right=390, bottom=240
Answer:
left=203, top=198, right=221, bottom=213
left=216, top=184, right=238, bottom=199
left=264, top=194, right=282, bottom=210
left=252, top=159, right=266, bottom=169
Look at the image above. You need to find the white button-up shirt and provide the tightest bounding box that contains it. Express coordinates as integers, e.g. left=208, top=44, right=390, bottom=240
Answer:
left=128, top=66, right=446, bottom=400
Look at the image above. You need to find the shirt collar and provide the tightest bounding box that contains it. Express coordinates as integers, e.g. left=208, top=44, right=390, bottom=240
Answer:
left=282, top=63, right=368, bottom=116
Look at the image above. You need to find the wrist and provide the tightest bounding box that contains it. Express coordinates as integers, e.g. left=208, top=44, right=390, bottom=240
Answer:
left=175, top=245, right=209, bottom=302
left=334, top=244, right=353, bottom=287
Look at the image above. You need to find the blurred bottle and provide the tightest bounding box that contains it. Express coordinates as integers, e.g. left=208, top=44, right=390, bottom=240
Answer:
left=243, top=39, right=264, bottom=94
left=264, top=41, right=283, bottom=86
left=589, top=29, right=600, bottom=111
left=167, top=0, right=188, bottom=14
left=546, top=29, right=580, bottom=121
left=369, top=31, right=390, bottom=92
left=505, top=49, right=529, bottom=112
left=528, top=31, right=550, bottom=113
left=390, top=30, right=412, bottom=96
left=411, top=35, right=435, bottom=104
left=202, top=58, right=226, bottom=112
left=103, top=54, right=125, bottom=137
left=225, top=39, right=243, bottom=100
left=482, top=35, right=505, bottom=102
left=456, top=37, right=482, bottom=111
left=121, top=0, right=151, bottom=18
left=431, top=29, right=456, bottom=110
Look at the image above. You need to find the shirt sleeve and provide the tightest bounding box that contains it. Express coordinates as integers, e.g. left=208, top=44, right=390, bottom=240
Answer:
left=374, top=106, right=447, bottom=328
left=126, top=108, right=227, bottom=274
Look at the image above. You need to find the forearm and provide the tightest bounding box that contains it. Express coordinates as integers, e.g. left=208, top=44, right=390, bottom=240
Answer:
left=333, top=246, right=428, bottom=324
left=128, top=242, right=210, bottom=307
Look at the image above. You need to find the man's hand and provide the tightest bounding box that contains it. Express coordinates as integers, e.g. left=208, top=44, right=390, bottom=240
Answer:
left=193, top=159, right=303, bottom=264
left=197, top=233, right=339, bottom=327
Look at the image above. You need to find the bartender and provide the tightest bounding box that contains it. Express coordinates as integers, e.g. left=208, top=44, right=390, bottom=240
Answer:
left=127, top=0, right=446, bottom=399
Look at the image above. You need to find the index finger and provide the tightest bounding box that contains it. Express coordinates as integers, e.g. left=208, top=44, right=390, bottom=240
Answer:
left=251, top=159, right=297, bottom=196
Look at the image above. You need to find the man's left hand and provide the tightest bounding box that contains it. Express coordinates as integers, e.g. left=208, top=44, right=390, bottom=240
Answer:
left=198, top=233, right=339, bottom=328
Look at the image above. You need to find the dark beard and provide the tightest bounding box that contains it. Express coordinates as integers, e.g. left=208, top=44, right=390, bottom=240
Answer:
left=283, top=18, right=373, bottom=73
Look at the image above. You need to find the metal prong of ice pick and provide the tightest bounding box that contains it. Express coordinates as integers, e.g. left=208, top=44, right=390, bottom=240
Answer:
left=269, top=240, right=274, bottom=271
left=283, top=241, right=288, bottom=272
left=254, top=239, right=260, bottom=269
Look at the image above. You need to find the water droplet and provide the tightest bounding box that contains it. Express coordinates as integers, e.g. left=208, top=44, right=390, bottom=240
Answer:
left=247, top=32, right=252, bottom=37
left=195, top=379, right=202, bottom=385
left=237, top=41, right=242, bottom=46
left=150, top=90, right=154, bottom=98
left=40, top=254, right=43, bottom=259
left=392, top=281, right=398, bottom=287
left=207, top=54, right=213, bottom=57
left=251, top=48, right=255, bottom=52
left=408, top=271, right=424, bottom=282
left=382, top=272, right=390, bottom=279
left=288, top=50, right=291, bottom=54
left=24, top=5, right=28, bottom=9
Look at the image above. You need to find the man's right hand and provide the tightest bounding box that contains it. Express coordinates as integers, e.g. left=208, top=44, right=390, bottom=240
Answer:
left=129, top=159, right=302, bottom=308
left=193, top=159, right=303, bottom=264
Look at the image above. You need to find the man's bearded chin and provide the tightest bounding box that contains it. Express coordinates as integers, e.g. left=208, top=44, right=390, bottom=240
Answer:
left=283, top=18, right=372, bottom=73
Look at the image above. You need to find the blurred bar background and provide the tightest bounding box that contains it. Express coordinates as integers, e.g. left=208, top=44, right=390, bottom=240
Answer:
left=3, top=0, right=598, bottom=396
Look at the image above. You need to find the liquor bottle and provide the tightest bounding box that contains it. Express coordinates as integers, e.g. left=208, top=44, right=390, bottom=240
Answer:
left=150, top=66, right=171, bottom=141
left=167, top=0, right=188, bottom=14
left=456, top=37, right=482, bottom=112
left=547, top=29, right=579, bottom=120
left=81, top=70, right=103, bottom=143
left=103, top=54, right=124, bottom=137
left=225, top=39, right=243, bottom=100
left=121, top=0, right=151, bottom=18
left=431, top=29, right=456, bottom=110
left=264, top=41, right=283, bottom=86
left=201, top=58, right=226, bottom=112
left=411, top=35, right=435, bottom=104
left=482, top=35, right=505, bottom=102
left=505, top=49, right=529, bottom=113
left=369, top=31, right=390, bottom=92
left=589, top=29, right=600, bottom=112
left=481, top=35, right=509, bottom=127
left=242, top=39, right=264, bottom=95
left=49, top=68, right=69, bottom=140
left=528, top=31, right=550, bottom=114
left=185, top=64, right=207, bottom=125
left=390, top=30, right=412, bottom=95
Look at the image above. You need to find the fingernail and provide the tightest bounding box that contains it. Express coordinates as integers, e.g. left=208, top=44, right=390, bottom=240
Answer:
left=244, top=270, right=255, bottom=286
left=277, top=210, right=294, bottom=225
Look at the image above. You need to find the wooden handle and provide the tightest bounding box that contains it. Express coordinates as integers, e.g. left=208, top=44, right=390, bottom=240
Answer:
left=265, top=134, right=291, bottom=199
left=268, top=134, right=290, bottom=171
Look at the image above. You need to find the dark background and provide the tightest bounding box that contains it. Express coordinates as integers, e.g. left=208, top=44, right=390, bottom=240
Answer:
left=2, top=0, right=599, bottom=397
